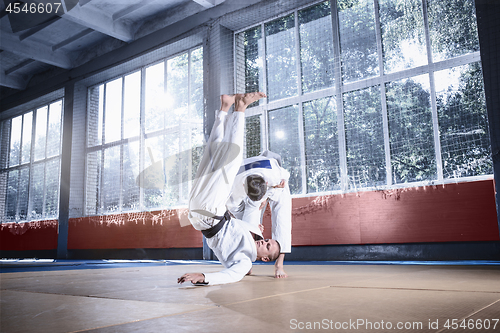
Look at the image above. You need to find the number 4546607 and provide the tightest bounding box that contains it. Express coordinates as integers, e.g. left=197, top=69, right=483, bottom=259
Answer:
left=444, top=319, right=498, bottom=330
left=5, top=2, right=62, bottom=14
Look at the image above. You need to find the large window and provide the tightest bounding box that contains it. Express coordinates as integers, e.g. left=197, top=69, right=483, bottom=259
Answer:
left=85, top=47, right=203, bottom=215
left=236, top=0, right=491, bottom=195
left=1, top=100, right=63, bottom=222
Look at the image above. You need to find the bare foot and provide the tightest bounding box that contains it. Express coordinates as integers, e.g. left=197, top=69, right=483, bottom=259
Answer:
left=234, top=92, right=267, bottom=112
left=220, top=94, right=235, bottom=112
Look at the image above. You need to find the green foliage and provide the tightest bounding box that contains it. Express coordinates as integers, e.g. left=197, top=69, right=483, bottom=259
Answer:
left=266, top=14, right=298, bottom=101
left=427, top=0, right=479, bottom=60
left=437, top=62, right=492, bottom=178
left=338, top=0, right=379, bottom=81
left=344, top=86, right=386, bottom=188
left=337, top=0, right=360, bottom=11
left=245, top=116, right=262, bottom=158
left=269, top=105, right=302, bottom=194
left=303, top=97, right=340, bottom=192
left=243, top=26, right=262, bottom=98
left=300, top=1, right=335, bottom=93
left=386, top=78, right=437, bottom=183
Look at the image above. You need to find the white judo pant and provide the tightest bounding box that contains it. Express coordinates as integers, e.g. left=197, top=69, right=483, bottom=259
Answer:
left=188, top=111, right=245, bottom=231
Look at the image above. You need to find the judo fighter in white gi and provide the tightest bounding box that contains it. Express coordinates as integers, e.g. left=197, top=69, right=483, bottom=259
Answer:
left=178, top=92, right=281, bottom=285
left=227, top=151, right=292, bottom=278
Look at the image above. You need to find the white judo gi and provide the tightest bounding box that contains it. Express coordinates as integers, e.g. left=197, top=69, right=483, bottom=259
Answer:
left=188, top=110, right=263, bottom=285
left=227, top=151, right=292, bottom=253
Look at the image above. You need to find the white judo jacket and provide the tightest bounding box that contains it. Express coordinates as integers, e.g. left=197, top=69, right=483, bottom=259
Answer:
left=227, top=152, right=292, bottom=253
left=188, top=110, right=265, bottom=285
left=203, top=217, right=263, bottom=285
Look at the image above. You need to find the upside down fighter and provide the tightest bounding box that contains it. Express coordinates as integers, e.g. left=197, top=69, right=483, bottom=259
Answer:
left=178, top=92, right=281, bottom=285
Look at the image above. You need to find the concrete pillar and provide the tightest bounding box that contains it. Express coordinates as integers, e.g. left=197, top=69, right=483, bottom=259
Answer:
left=57, top=83, right=74, bottom=259
left=202, top=22, right=235, bottom=259
left=475, top=0, right=500, bottom=236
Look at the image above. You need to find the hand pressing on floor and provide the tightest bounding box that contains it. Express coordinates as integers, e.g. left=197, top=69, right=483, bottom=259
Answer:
left=178, top=273, right=206, bottom=285
left=275, top=266, right=288, bottom=279
left=274, top=253, right=288, bottom=279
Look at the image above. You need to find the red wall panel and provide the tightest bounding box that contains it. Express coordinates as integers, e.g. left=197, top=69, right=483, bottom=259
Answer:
left=0, top=220, right=58, bottom=251
left=261, top=179, right=500, bottom=245
left=2, top=180, right=499, bottom=252
left=67, top=209, right=202, bottom=249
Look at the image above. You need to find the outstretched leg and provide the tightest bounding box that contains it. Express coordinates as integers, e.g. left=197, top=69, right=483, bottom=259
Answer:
left=220, top=94, right=235, bottom=112
left=205, top=94, right=235, bottom=146
left=189, top=92, right=266, bottom=230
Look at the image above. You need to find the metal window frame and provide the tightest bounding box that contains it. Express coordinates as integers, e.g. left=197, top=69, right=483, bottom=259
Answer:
left=84, top=45, right=204, bottom=216
left=233, top=0, right=491, bottom=197
left=1, top=98, right=64, bottom=223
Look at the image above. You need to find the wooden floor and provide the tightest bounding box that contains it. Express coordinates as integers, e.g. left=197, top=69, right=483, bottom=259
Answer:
left=1, top=260, right=500, bottom=333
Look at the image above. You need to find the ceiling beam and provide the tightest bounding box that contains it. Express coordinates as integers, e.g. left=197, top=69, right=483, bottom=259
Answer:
left=1, top=71, right=28, bottom=90
left=191, top=0, right=225, bottom=9
left=26, top=0, right=134, bottom=42
left=60, top=0, right=134, bottom=42
left=112, top=2, right=144, bottom=21
left=0, top=32, right=73, bottom=68
left=5, top=59, right=35, bottom=75
left=19, top=16, right=62, bottom=41
left=52, top=28, right=93, bottom=51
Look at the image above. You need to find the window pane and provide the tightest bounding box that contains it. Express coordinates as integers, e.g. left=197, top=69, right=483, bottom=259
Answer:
left=191, top=132, right=204, bottom=182
left=436, top=63, right=492, bottom=178
left=190, top=48, right=204, bottom=121
left=144, top=134, right=166, bottom=209
left=167, top=54, right=189, bottom=126
left=145, top=62, right=165, bottom=133
left=379, top=0, right=427, bottom=73
left=243, top=27, right=263, bottom=92
left=266, top=14, right=297, bottom=101
left=98, top=85, right=104, bottom=144
left=299, top=1, right=335, bottom=93
left=164, top=131, right=184, bottom=206
left=47, top=100, right=62, bottom=158
left=2, top=101, right=63, bottom=223
left=344, top=86, right=386, bottom=189
left=386, top=75, right=436, bottom=183
left=21, top=112, right=32, bottom=164
left=87, top=85, right=104, bottom=147
left=102, top=146, right=120, bottom=212
left=104, top=78, right=123, bottom=143
left=245, top=115, right=262, bottom=158
left=303, top=97, right=340, bottom=193
left=86, top=151, right=101, bottom=215
left=34, top=106, right=48, bottom=161
left=9, top=116, right=22, bottom=167
left=45, top=158, right=60, bottom=218
left=123, top=71, right=141, bottom=139
left=179, top=129, right=192, bottom=203
left=6, top=170, right=18, bottom=222
left=268, top=105, right=301, bottom=194
left=338, top=0, right=379, bottom=82
left=427, top=0, right=479, bottom=62
left=236, top=27, right=265, bottom=107
left=31, top=163, right=45, bottom=219
left=18, top=167, right=29, bottom=220
left=122, top=141, right=140, bottom=210
left=190, top=48, right=205, bottom=180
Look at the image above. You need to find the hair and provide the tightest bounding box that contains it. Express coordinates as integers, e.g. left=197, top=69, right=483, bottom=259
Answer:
left=245, top=175, right=267, bottom=201
left=268, top=240, right=281, bottom=262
